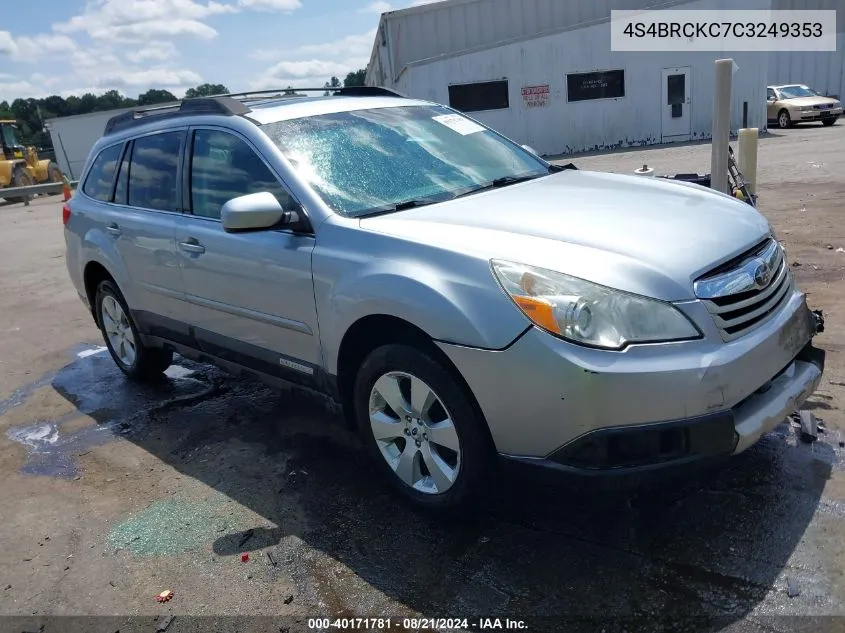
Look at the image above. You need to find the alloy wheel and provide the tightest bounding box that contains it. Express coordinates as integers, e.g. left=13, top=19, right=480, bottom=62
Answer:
left=101, top=295, right=137, bottom=367
left=368, top=371, right=461, bottom=494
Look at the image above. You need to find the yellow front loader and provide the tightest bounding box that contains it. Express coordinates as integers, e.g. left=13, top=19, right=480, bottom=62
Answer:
left=0, top=119, right=64, bottom=203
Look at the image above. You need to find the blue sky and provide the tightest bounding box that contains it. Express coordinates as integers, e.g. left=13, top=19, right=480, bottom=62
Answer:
left=0, top=0, right=436, bottom=102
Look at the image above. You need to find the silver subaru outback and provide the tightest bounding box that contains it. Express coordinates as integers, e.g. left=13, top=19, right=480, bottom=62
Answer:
left=64, top=87, right=824, bottom=510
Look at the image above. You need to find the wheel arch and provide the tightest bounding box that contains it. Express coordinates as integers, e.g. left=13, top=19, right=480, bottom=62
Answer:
left=334, top=313, right=494, bottom=451
left=83, top=260, right=117, bottom=325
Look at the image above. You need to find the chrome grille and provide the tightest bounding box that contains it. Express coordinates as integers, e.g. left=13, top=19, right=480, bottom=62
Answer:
left=694, top=238, right=792, bottom=342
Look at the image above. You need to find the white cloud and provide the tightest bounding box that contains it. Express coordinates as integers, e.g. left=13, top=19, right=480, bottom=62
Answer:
left=0, top=31, right=19, bottom=56
left=54, top=0, right=303, bottom=43
left=359, top=1, right=392, bottom=13
left=358, top=0, right=440, bottom=11
left=266, top=59, right=367, bottom=80
left=254, top=29, right=376, bottom=61
left=126, top=42, right=178, bottom=63
left=249, top=28, right=375, bottom=92
left=249, top=49, right=283, bottom=62
left=250, top=57, right=369, bottom=90
left=299, top=30, right=376, bottom=55
left=30, top=73, right=64, bottom=89
left=106, top=19, right=219, bottom=41
left=13, top=34, right=78, bottom=61
left=95, top=68, right=203, bottom=88
left=55, top=0, right=236, bottom=39
left=237, top=0, right=302, bottom=10
left=0, top=80, right=42, bottom=101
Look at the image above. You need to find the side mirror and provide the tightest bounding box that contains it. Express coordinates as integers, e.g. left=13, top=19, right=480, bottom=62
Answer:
left=521, top=144, right=539, bottom=156
left=221, top=191, right=298, bottom=233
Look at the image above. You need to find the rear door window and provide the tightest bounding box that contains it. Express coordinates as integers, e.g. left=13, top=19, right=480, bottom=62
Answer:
left=127, top=131, right=183, bottom=212
left=82, top=143, right=123, bottom=202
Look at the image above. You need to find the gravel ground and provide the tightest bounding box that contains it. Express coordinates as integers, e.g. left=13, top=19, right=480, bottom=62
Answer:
left=1, top=121, right=844, bottom=633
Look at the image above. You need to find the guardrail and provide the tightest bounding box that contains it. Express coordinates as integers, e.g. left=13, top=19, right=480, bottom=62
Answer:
left=1, top=180, right=79, bottom=206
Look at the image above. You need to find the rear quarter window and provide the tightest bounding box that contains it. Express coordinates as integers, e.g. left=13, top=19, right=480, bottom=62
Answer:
left=82, top=143, right=123, bottom=202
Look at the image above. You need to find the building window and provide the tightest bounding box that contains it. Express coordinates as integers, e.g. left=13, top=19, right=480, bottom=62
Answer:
left=448, top=80, right=509, bottom=113
left=566, top=70, right=625, bottom=102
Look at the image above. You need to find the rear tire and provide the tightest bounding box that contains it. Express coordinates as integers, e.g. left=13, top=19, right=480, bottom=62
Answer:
left=353, top=343, right=492, bottom=513
left=47, top=162, right=63, bottom=184
left=94, top=280, right=173, bottom=381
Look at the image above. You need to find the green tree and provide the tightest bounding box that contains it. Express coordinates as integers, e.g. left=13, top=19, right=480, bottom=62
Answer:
left=184, top=83, right=229, bottom=98
left=138, top=89, right=178, bottom=106
left=323, top=76, right=341, bottom=96
left=42, top=95, right=70, bottom=118
left=93, top=90, right=136, bottom=112
left=79, top=93, right=99, bottom=113
left=343, top=69, right=367, bottom=87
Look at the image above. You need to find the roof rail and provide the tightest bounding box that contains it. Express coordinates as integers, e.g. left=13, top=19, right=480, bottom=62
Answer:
left=103, top=86, right=406, bottom=135
left=103, top=95, right=251, bottom=135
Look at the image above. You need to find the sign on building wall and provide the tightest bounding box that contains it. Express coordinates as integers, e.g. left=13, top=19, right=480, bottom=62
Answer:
left=566, top=70, right=626, bottom=102
left=521, top=84, right=550, bottom=108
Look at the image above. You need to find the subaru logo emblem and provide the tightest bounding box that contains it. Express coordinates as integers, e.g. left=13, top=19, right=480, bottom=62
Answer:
left=753, top=260, right=771, bottom=288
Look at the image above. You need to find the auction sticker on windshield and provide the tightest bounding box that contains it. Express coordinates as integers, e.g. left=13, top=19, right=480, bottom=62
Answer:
left=433, top=113, right=485, bottom=135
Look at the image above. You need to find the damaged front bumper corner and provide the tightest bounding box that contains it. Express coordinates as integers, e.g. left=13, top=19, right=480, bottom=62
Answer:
left=732, top=339, right=824, bottom=453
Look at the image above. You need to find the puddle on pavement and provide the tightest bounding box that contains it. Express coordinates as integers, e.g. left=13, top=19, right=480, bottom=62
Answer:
left=4, top=344, right=218, bottom=479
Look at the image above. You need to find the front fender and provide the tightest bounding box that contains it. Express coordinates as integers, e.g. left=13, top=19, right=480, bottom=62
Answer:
left=317, top=259, right=530, bottom=376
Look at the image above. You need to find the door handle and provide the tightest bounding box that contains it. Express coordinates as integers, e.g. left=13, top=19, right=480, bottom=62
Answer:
left=105, top=223, right=121, bottom=237
left=178, top=239, right=206, bottom=254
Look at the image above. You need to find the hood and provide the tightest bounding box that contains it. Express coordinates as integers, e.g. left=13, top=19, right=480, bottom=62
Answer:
left=784, top=96, right=838, bottom=107
left=359, top=170, right=771, bottom=301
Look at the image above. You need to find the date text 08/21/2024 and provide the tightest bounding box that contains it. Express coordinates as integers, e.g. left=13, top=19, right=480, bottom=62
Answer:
left=307, top=617, right=529, bottom=630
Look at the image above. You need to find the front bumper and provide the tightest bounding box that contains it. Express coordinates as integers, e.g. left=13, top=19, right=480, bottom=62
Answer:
left=437, top=290, right=823, bottom=474
left=795, top=107, right=842, bottom=121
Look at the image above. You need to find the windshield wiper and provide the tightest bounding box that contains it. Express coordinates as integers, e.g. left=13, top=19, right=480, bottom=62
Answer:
left=453, top=173, right=544, bottom=199
left=356, top=197, right=443, bottom=218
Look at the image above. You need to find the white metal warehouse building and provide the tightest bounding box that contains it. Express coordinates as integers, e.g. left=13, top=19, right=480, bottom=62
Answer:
left=770, top=0, right=845, bottom=100
left=366, top=0, right=775, bottom=156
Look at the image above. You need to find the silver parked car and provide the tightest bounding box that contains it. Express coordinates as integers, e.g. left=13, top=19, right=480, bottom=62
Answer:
left=64, top=87, right=825, bottom=511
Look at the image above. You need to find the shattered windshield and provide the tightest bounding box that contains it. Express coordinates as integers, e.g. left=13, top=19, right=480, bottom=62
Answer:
left=261, top=104, right=550, bottom=218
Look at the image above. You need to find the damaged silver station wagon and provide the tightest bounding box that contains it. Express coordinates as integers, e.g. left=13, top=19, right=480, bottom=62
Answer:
left=64, top=87, right=825, bottom=511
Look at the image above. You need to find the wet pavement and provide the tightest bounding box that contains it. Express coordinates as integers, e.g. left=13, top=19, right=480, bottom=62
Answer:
left=3, top=344, right=845, bottom=632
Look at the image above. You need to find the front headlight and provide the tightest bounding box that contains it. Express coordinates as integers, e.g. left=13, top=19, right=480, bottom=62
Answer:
left=491, top=260, right=701, bottom=350
left=799, top=106, right=813, bottom=111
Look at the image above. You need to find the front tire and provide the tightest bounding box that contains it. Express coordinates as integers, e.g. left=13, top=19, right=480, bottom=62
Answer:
left=5, top=168, right=34, bottom=203
left=778, top=109, right=793, bottom=129
left=822, top=117, right=837, bottom=127
left=94, top=280, right=172, bottom=381
left=353, top=344, right=492, bottom=512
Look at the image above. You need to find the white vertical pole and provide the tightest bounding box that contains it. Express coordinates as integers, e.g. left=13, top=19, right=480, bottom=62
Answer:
left=711, top=58, right=733, bottom=195
left=737, top=127, right=759, bottom=196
